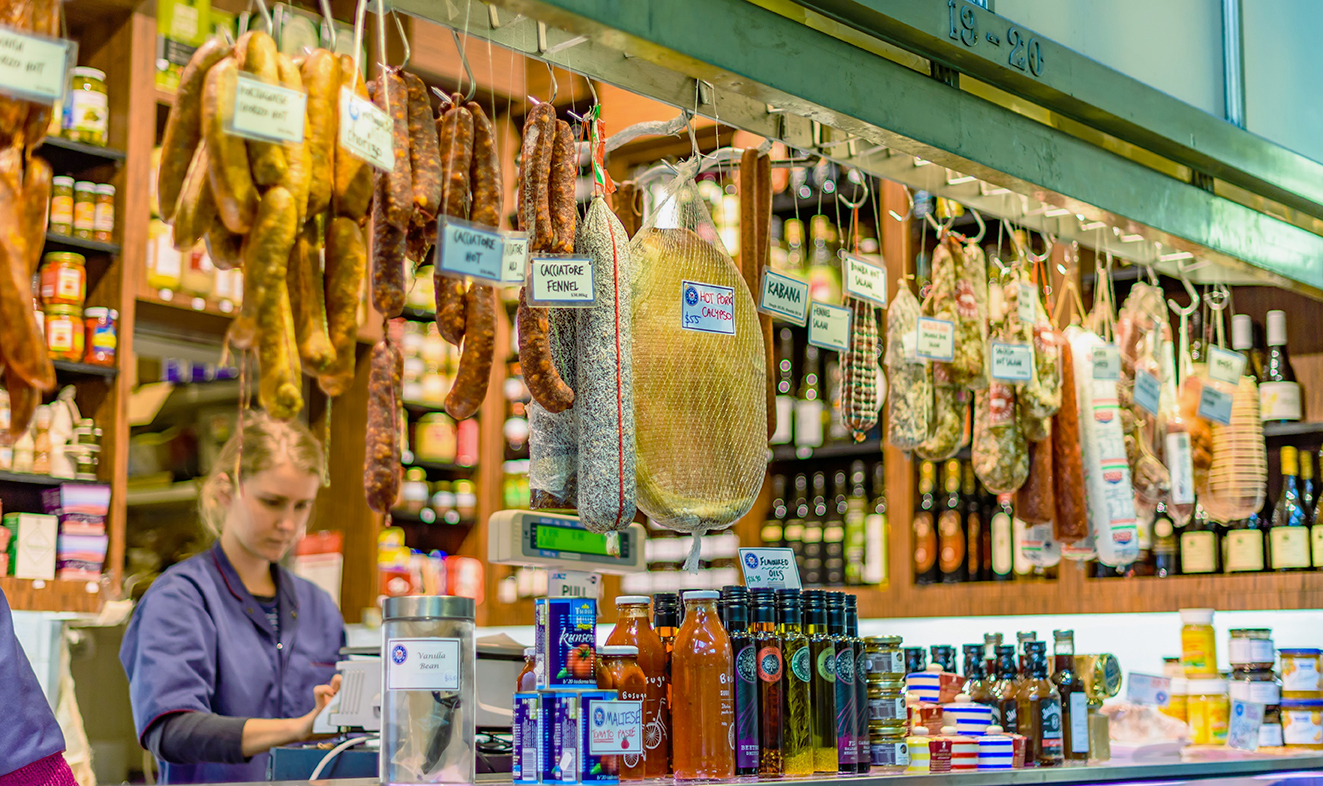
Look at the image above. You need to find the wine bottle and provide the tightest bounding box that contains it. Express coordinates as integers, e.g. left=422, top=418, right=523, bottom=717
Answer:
left=1313, top=447, right=1323, bottom=570
left=991, top=494, right=1015, bottom=582
left=823, top=472, right=847, bottom=586
left=784, top=475, right=809, bottom=577
left=762, top=475, right=788, bottom=548
left=963, top=462, right=984, bottom=582
left=1270, top=446, right=1311, bottom=570
left=1179, top=503, right=1221, bottom=575
left=796, top=345, right=825, bottom=448
left=1301, top=450, right=1316, bottom=527
left=772, top=328, right=795, bottom=445
left=1151, top=499, right=1178, bottom=578
left=913, top=462, right=939, bottom=585
left=863, top=462, right=889, bottom=587
left=843, top=463, right=867, bottom=586
left=939, top=459, right=966, bottom=583
left=1223, top=504, right=1265, bottom=574
left=1261, top=310, right=1302, bottom=422
left=1232, top=314, right=1260, bottom=381
left=803, top=472, right=827, bottom=586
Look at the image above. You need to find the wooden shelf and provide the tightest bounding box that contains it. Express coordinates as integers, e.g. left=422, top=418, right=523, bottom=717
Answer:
left=406, top=460, right=477, bottom=475
left=53, top=360, right=118, bottom=380
left=0, top=577, right=104, bottom=613
left=134, top=293, right=235, bottom=338
left=771, top=439, right=884, bottom=462
left=37, top=136, right=126, bottom=171
left=45, top=231, right=121, bottom=257
left=0, top=470, right=69, bottom=487
left=125, top=480, right=198, bottom=507
left=1262, top=421, right=1323, bottom=439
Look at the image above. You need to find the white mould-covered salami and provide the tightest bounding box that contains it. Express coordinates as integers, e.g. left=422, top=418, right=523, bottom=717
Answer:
left=574, top=197, right=636, bottom=532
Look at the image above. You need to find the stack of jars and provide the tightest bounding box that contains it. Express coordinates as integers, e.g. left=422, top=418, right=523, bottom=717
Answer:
left=1280, top=647, right=1323, bottom=748
left=863, top=635, right=907, bottom=769
left=1180, top=608, right=1230, bottom=745
left=1228, top=629, right=1282, bottom=747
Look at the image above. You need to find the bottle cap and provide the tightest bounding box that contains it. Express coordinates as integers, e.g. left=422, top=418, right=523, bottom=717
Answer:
left=598, top=645, right=639, bottom=657
left=524, top=647, right=535, bottom=658
left=683, top=590, right=720, bottom=600
left=941, top=725, right=957, bottom=736
left=615, top=595, right=651, bottom=606
left=911, top=727, right=930, bottom=737
left=986, top=725, right=1004, bottom=735
left=1179, top=608, right=1215, bottom=625
left=1232, top=314, right=1253, bottom=351
left=926, top=664, right=945, bottom=673
left=1267, top=310, right=1288, bottom=346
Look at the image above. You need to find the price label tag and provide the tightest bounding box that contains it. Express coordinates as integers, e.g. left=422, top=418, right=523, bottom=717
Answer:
left=228, top=73, right=306, bottom=143
left=529, top=257, right=595, bottom=306
left=680, top=280, right=736, bottom=335
left=1166, top=432, right=1196, bottom=505
left=1197, top=383, right=1234, bottom=425
left=916, top=317, right=955, bottom=362
left=338, top=86, right=394, bottom=171
left=1092, top=345, right=1120, bottom=380
left=842, top=253, right=887, bottom=307
left=0, top=26, right=74, bottom=103
left=1126, top=673, right=1171, bottom=707
left=1207, top=345, right=1247, bottom=385
left=435, top=218, right=505, bottom=284
left=1134, top=369, right=1162, bottom=415
left=1226, top=699, right=1265, bottom=751
left=1017, top=282, right=1037, bottom=324
left=386, top=637, right=461, bottom=691
left=806, top=301, right=851, bottom=352
left=547, top=569, right=601, bottom=600
left=739, top=548, right=802, bottom=590
left=758, top=268, right=810, bottom=326
left=586, top=700, right=644, bottom=755
left=501, top=233, right=530, bottom=284
left=989, top=341, right=1033, bottom=382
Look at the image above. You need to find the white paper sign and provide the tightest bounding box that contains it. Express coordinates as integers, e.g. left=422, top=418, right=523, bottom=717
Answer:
left=386, top=637, right=461, bottom=691
left=338, top=86, right=394, bottom=171
left=681, top=280, right=736, bottom=335
left=530, top=257, right=594, bottom=305
left=759, top=268, right=810, bottom=325
left=436, top=219, right=505, bottom=284
left=1207, top=345, right=1247, bottom=385
left=502, top=233, right=530, bottom=284
left=1134, top=370, right=1161, bottom=415
left=587, top=700, right=644, bottom=754
left=1197, top=383, right=1234, bottom=425
left=229, top=73, right=306, bottom=143
left=842, top=253, right=887, bottom=307
left=739, top=547, right=802, bottom=590
left=547, top=569, right=601, bottom=599
left=1017, top=282, right=1037, bottom=324
left=1166, top=432, right=1195, bottom=505
left=1126, top=672, right=1171, bottom=707
left=1226, top=699, right=1265, bottom=751
left=0, top=27, right=74, bottom=103
left=807, top=301, right=851, bottom=352
left=990, top=341, right=1033, bottom=382
left=1092, top=345, right=1121, bottom=380
left=916, top=317, right=955, bottom=362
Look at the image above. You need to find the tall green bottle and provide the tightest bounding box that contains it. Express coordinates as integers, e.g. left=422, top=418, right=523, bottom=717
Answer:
left=777, top=589, right=814, bottom=775
left=802, top=591, right=837, bottom=773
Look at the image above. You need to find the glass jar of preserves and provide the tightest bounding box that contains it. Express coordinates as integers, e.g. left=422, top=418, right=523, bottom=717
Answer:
left=45, top=305, right=84, bottom=361
left=1228, top=629, right=1275, bottom=668
left=1281, top=699, right=1323, bottom=748
left=1180, top=608, right=1218, bottom=677
left=49, top=176, right=74, bottom=235
left=1281, top=649, right=1322, bottom=699
left=93, top=183, right=115, bottom=242
left=67, top=67, right=108, bottom=146
left=596, top=645, right=648, bottom=781
left=72, top=181, right=96, bottom=239
left=82, top=307, right=117, bottom=366
left=1187, top=678, right=1230, bottom=745
left=40, top=252, right=85, bottom=306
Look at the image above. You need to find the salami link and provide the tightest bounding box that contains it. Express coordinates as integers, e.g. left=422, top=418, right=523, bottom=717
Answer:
left=333, top=54, right=374, bottom=221
left=158, top=37, right=232, bottom=222
left=403, top=72, right=442, bottom=220
left=1051, top=340, right=1088, bottom=542
left=1018, top=429, right=1056, bottom=525
left=548, top=120, right=577, bottom=253
left=371, top=176, right=407, bottom=318
left=466, top=101, right=503, bottom=229
left=444, top=284, right=496, bottom=420
left=372, top=68, right=412, bottom=230
left=319, top=217, right=367, bottom=397
left=364, top=340, right=403, bottom=513
left=518, top=287, right=575, bottom=413
left=438, top=94, right=474, bottom=221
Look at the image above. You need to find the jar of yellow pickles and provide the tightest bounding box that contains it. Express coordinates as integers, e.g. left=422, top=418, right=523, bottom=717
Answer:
left=1180, top=608, right=1218, bottom=677
left=66, top=67, right=108, bottom=146
left=1187, top=678, right=1229, bottom=745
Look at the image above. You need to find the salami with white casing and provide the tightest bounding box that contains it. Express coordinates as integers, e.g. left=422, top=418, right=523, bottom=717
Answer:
left=574, top=197, right=636, bottom=532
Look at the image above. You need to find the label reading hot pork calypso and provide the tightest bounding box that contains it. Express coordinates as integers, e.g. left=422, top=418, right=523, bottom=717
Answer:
left=536, top=597, right=598, bottom=688
left=513, top=692, right=540, bottom=784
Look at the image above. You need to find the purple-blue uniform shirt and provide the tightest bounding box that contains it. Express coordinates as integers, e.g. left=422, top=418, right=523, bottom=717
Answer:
left=0, top=587, right=66, bottom=778
left=120, top=543, right=345, bottom=783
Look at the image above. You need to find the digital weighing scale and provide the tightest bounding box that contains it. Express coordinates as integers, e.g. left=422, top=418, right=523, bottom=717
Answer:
left=487, top=509, right=647, bottom=574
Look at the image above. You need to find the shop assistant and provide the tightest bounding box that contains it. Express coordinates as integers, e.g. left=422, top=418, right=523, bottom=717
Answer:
left=120, top=414, right=345, bottom=783
left=0, top=588, right=78, bottom=786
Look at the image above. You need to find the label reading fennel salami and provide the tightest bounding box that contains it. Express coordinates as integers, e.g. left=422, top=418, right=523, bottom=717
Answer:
left=807, top=301, right=851, bottom=351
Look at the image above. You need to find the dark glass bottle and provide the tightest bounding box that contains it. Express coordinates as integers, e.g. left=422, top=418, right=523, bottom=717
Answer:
left=1301, top=450, right=1316, bottom=527
left=904, top=647, right=927, bottom=674
left=803, top=472, right=828, bottom=586
left=983, top=633, right=1003, bottom=681
left=795, top=344, right=825, bottom=447
left=939, top=459, right=966, bottom=583
left=844, top=462, right=868, bottom=586
left=1232, top=314, right=1260, bottom=382
left=1187, top=310, right=1206, bottom=366
left=1052, top=630, right=1087, bottom=763
left=864, top=462, right=889, bottom=587
left=1261, top=310, right=1302, bottom=423
left=784, top=474, right=809, bottom=576
left=653, top=592, right=679, bottom=773
left=1017, top=640, right=1063, bottom=767
left=1180, top=503, right=1221, bottom=575
left=777, top=589, right=813, bottom=776
left=1151, top=499, right=1178, bottom=578
left=991, top=493, right=1015, bottom=581
left=823, top=471, right=847, bottom=586
left=963, top=643, right=995, bottom=711
left=930, top=645, right=956, bottom=673
left=762, top=474, right=787, bottom=548
left=750, top=589, right=784, bottom=777
left=772, top=327, right=796, bottom=445
left=962, top=463, right=984, bottom=581
left=991, top=644, right=1020, bottom=733
left=844, top=595, right=869, bottom=773
left=913, top=461, right=939, bottom=585
left=722, top=587, right=759, bottom=776
left=1314, top=447, right=1323, bottom=569
left=1270, top=446, right=1311, bottom=570
left=802, top=591, right=838, bottom=774
left=1224, top=504, right=1266, bottom=574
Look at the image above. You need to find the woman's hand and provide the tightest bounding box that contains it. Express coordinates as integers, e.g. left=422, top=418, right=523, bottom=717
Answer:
left=240, top=674, right=343, bottom=757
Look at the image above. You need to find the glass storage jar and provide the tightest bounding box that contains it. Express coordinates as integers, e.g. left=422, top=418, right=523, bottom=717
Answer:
left=66, top=67, right=108, bottom=146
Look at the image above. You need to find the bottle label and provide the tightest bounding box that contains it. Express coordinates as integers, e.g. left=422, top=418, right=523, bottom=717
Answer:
left=1166, top=432, right=1195, bottom=505
left=870, top=741, right=909, bottom=767
left=1225, top=529, right=1265, bottom=572
left=1260, top=381, right=1302, bottom=421
left=794, top=398, right=825, bottom=447
left=1001, top=700, right=1018, bottom=733
left=938, top=510, right=965, bottom=574
left=834, top=648, right=852, bottom=684
left=991, top=512, right=1013, bottom=577
left=835, top=651, right=857, bottom=765
left=817, top=648, right=838, bottom=682
left=864, top=512, right=887, bottom=585
left=1069, top=692, right=1089, bottom=754
left=1312, top=524, right=1323, bottom=569
left=913, top=512, right=937, bottom=575
left=1180, top=531, right=1217, bottom=573
left=772, top=396, right=794, bottom=444
left=758, top=646, right=783, bottom=682
left=868, top=696, right=905, bottom=720
left=1041, top=697, right=1063, bottom=753
left=1229, top=679, right=1281, bottom=705
left=1270, top=527, right=1311, bottom=569
left=735, top=644, right=760, bottom=769
left=790, top=645, right=812, bottom=683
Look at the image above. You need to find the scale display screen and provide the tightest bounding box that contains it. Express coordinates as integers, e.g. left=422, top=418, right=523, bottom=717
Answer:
left=533, top=524, right=614, bottom=556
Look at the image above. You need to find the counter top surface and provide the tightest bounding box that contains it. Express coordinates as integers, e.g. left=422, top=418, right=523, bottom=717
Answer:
left=237, top=753, right=1323, bottom=786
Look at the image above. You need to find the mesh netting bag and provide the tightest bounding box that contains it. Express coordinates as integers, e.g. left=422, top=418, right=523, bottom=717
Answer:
left=630, top=161, right=767, bottom=568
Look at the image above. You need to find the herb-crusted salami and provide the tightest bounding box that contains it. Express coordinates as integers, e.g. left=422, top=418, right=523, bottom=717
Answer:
left=885, top=287, right=928, bottom=450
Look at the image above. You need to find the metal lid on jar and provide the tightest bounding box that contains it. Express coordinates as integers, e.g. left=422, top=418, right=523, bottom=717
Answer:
left=382, top=595, right=475, bottom=621
left=52, top=175, right=74, bottom=187
left=74, top=180, right=96, bottom=192
left=868, top=635, right=903, bottom=646
left=43, top=251, right=85, bottom=265
left=83, top=307, right=110, bottom=319
left=94, top=183, right=115, bottom=195
left=599, top=645, right=638, bottom=657
left=72, top=67, right=106, bottom=81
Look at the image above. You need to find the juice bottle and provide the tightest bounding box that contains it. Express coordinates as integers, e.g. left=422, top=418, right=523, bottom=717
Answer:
left=653, top=592, right=679, bottom=774
left=777, top=588, right=814, bottom=776
left=671, top=591, right=735, bottom=781
left=606, top=596, right=669, bottom=778
left=597, top=645, right=649, bottom=780
left=516, top=647, right=536, bottom=691
left=845, top=595, right=870, bottom=772
left=802, top=591, right=838, bottom=773
left=751, top=589, right=784, bottom=777
left=1016, top=640, right=1063, bottom=767
left=721, top=586, right=759, bottom=777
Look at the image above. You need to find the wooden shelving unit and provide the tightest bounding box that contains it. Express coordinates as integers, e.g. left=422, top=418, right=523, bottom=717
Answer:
left=0, top=577, right=105, bottom=613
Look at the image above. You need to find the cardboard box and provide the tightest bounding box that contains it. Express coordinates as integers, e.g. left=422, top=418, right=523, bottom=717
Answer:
left=3, top=513, right=58, bottom=580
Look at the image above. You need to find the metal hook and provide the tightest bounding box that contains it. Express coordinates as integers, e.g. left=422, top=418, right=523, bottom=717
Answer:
left=545, top=61, right=558, bottom=104
left=1167, top=260, right=1200, bottom=317
left=837, top=173, right=869, bottom=209
left=318, top=0, right=336, bottom=49
left=888, top=186, right=914, bottom=223
left=587, top=78, right=598, bottom=107
left=250, top=0, right=272, bottom=32
left=391, top=10, right=410, bottom=68
left=450, top=29, right=476, bottom=102
left=924, top=210, right=956, bottom=236
left=964, top=207, right=987, bottom=244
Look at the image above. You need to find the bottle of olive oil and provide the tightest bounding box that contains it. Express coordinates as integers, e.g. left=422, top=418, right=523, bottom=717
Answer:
left=751, top=589, right=784, bottom=777
left=802, top=591, right=837, bottom=773
left=777, top=589, right=814, bottom=776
